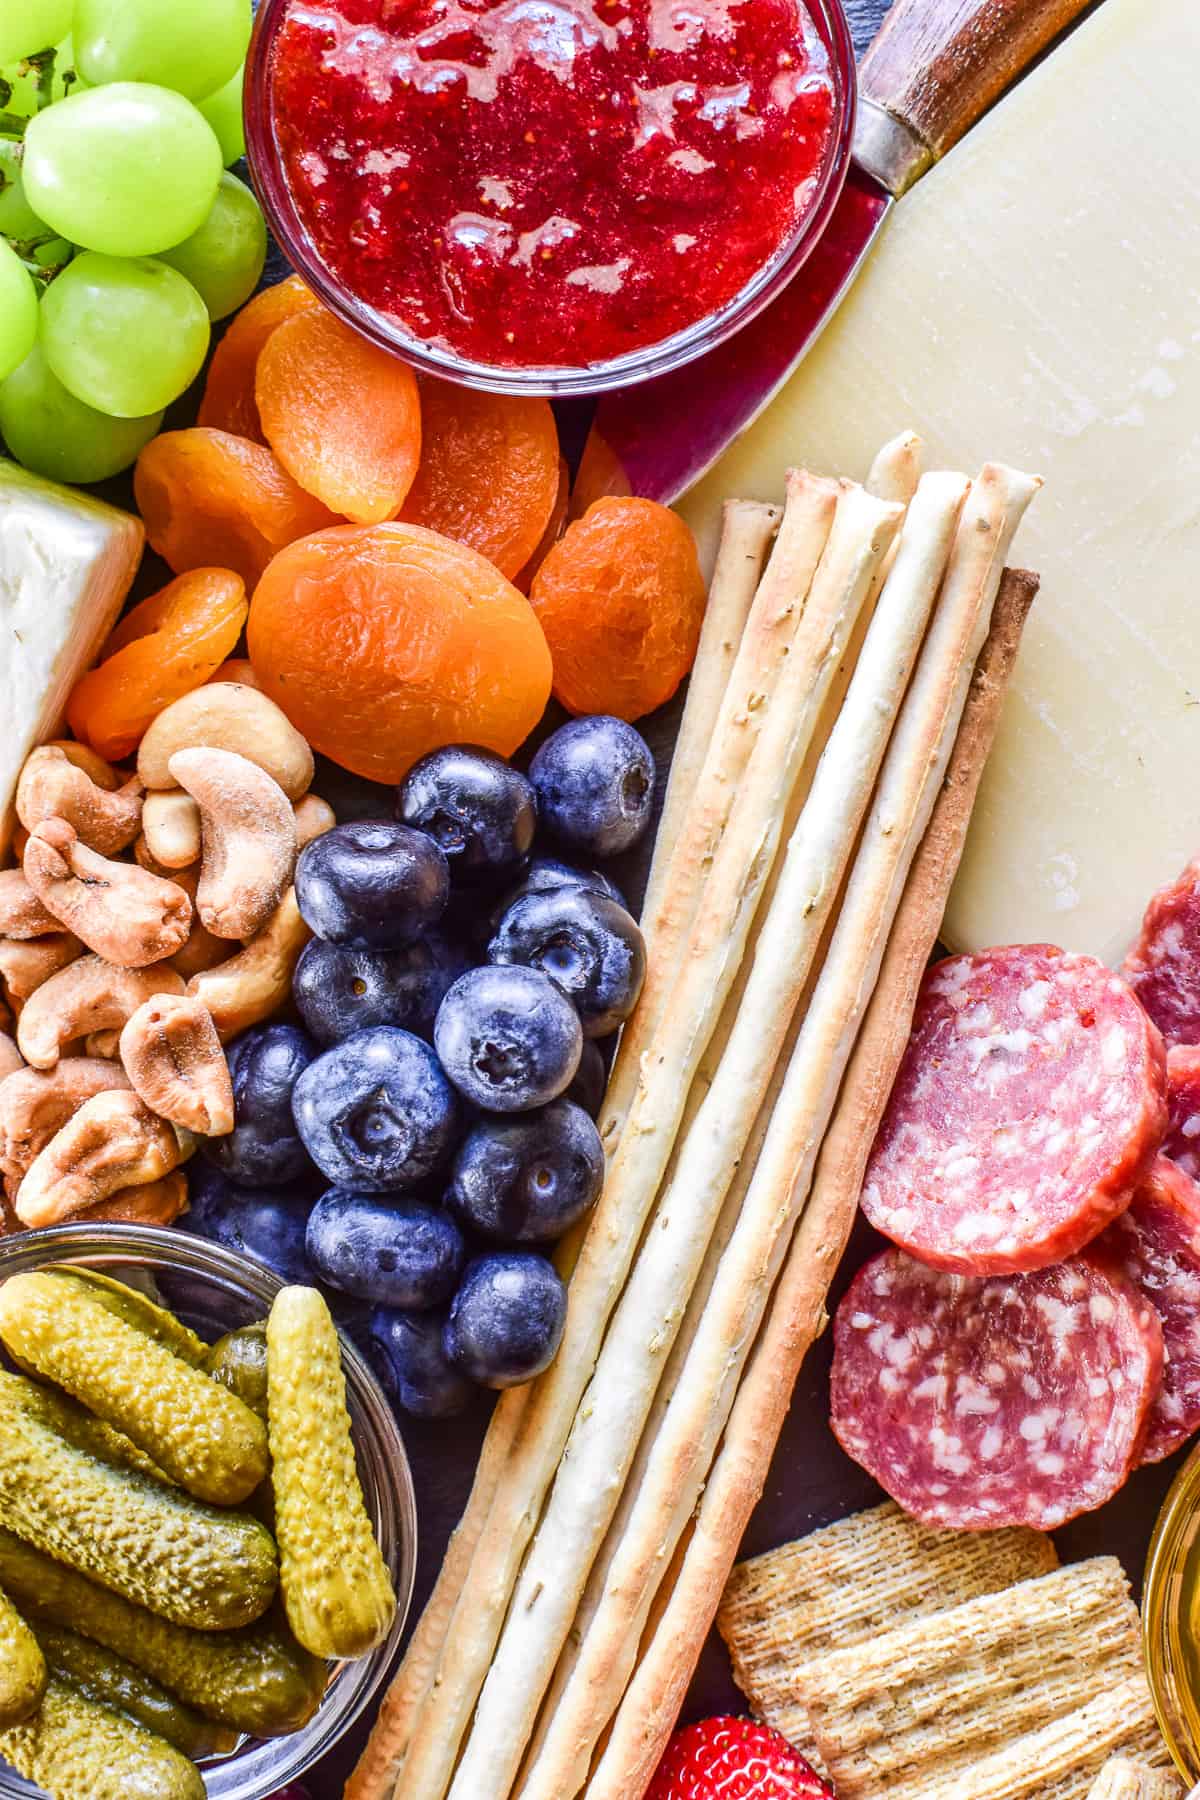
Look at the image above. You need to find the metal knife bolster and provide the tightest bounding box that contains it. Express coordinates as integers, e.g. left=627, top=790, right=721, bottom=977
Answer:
left=852, top=96, right=934, bottom=197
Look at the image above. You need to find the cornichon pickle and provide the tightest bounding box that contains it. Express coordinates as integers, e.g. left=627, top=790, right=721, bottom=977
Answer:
left=53, top=1269, right=208, bottom=1368
left=0, top=1271, right=268, bottom=1505
left=0, top=1373, right=278, bottom=1631
left=0, top=1532, right=327, bottom=1738
left=268, top=1286, right=397, bottom=1660
left=34, top=1626, right=238, bottom=1761
left=0, top=1676, right=205, bottom=1800
left=0, top=1581, right=45, bottom=1728
left=13, top=1368, right=170, bottom=1485
left=204, top=1323, right=269, bottom=1418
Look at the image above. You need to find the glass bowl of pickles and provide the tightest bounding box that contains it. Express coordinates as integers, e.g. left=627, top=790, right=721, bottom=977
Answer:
left=0, top=1222, right=418, bottom=1800
left=1144, top=1440, right=1200, bottom=1784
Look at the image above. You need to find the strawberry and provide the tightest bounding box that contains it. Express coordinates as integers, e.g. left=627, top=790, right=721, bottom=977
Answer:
left=646, top=1715, right=836, bottom=1799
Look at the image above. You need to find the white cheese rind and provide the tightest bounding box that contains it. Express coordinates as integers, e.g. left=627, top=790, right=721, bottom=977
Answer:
left=681, top=0, right=1200, bottom=966
left=1, top=459, right=143, bottom=853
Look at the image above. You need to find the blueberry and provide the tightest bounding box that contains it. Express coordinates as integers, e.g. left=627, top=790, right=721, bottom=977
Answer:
left=368, top=1307, right=473, bottom=1418
left=489, top=888, right=645, bottom=1038
left=293, top=1026, right=460, bottom=1192
left=306, top=1188, right=465, bottom=1307
left=202, top=1024, right=319, bottom=1187
left=434, top=965, right=581, bottom=1112
left=565, top=1039, right=607, bottom=1119
left=183, top=1163, right=317, bottom=1285
left=295, top=820, right=449, bottom=949
left=489, top=857, right=627, bottom=934
left=398, top=746, right=536, bottom=885
left=443, top=1252, right=567, bottom=1388
left=448, top=1100, right=603, bottom=1243
left=293, top=937, right=457, bottom=1045
left=529, top=717, right=655, bottom=858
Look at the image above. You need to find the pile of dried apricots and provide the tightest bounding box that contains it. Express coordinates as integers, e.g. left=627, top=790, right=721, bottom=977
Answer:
left=66, top=277, right=707, bottom=784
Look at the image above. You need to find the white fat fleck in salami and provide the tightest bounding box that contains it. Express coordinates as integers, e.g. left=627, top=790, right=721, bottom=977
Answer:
left=1102, top=1153, right=1200, bottom=1464
left=1164, top=1045, right=1200, bottom=1182
left=829, top=1247, right=1164, bottom=1530
left=1122, top=856, right=1200, bottom=1047
left=861, top=945, right=1167, bottom=1275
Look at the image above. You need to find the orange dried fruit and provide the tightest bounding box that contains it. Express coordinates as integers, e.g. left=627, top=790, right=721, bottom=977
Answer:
left=247, top=523, right=552, bottom=783
left=198, top=274, right=318, bottom=441
left=256, top=308, right=422, bottom=524
left=135, top=428, right=339, bottom=590
left=514, top=456, right=569, bottom=594
left=67, top=569, right=248, bottom=761
left=529, top=497, right=706, bottom=720
left=400, top=380, right=560, bottom=579
left=209, top=658, right=261, bottom=688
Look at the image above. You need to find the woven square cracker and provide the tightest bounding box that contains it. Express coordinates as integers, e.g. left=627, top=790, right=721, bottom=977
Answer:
left=800, top=1556, right=1143, bottom=1799
left=718, top=1501, right=1056, bottom=1749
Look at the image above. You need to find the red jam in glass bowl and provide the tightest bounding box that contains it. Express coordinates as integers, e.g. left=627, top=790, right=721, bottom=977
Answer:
left=249, top=0, right=848, bottom=384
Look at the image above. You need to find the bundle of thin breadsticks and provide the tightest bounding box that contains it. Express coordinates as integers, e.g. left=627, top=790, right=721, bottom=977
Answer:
left=349, top=435, right=1042, bottom=1800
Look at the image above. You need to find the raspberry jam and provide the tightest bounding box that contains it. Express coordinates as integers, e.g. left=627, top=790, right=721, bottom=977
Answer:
left=263, top=0, right=838, bottom=370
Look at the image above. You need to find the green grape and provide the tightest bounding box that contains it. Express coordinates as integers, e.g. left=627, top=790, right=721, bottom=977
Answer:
left=0, top=136, right=48, bottom=241
left=0, top=0, right=74, bottom=69
left=40, top=250, right=209, bottom=416
left=197, top=62, right=244, bottom=167
left=0, top=235, right=37, bottom=379
left=29, top=234, right=72, bottom=275
left=0, top=341, right=161, bottom=482
left=23, top=81, right=221, bottom=257
left=160, top=172, right=265, bottom=320
left=75, top=0, right=250, bottom=103
left=1, top=39, right=85, bottom=119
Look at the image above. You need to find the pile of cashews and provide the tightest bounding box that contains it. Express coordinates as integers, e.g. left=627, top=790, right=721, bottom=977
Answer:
left=0, top=671, right=335, bottom=1236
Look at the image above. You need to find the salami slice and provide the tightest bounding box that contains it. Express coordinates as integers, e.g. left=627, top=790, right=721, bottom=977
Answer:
left=1164, top=1044, right=1200, bottom=1181
left=1102, top=1154, right=1200, bottom=1463
left=830, top=1247, right=1164, bottom=1531
left=1122, top=855, right=1200, bottom=1047
left=861, top=945, right=1167, bottom=1275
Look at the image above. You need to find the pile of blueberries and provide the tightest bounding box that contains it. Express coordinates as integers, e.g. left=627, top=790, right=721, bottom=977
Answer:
left=185, top=716, right=655, bottom=1418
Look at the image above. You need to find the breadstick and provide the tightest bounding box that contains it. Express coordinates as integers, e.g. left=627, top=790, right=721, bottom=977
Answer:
left=640, top=499, right=779, bottom=930
left=510, top=470, right=970, bottom=1800
left=868, top=429, right=924, bottom=503
left=598, top=470, right=837, bottom=1152
left=586, top=563, right=1040, bottom=1800
left=345, top=498, right=776, bottom=1800
left=397, top=484, right=897, bottom=1800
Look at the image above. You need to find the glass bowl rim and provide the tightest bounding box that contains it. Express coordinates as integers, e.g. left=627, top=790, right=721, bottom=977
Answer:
left=1143, top=1436, right=1200, bottom=1784
left=243, top=0, right=858, bottom=396
left=0, top=1221, right=418, bottom=1800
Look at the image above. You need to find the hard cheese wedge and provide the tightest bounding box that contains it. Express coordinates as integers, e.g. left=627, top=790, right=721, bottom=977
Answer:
left=681, top=0, right=1200, bottom=966
left=1, top=460, right=143, bottom=853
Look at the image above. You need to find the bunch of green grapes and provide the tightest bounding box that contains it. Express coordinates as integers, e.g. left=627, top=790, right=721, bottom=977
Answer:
left=0, top=0, right=267, bottom=483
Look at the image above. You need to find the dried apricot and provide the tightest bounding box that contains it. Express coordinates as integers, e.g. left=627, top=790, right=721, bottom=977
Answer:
left=135, top=428, right=339, bottom=590
left=209, top=658, right=261, bottom=688
left=247, top=523, right=552, bottom=783
left=529, top=497, right=705, bottom=720
left=400, top=381, right=560, bottom=579
left=514, top=456, right=569, bottom=594
left=198, top=275, right=318, bottom=440
left=256, top=308, right=422, bottom=524
left=67, top=570, right=248, bottom=761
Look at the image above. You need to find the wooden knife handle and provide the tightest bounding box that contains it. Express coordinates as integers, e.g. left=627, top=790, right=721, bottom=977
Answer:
left=859, top=0, right=1094, bottom=191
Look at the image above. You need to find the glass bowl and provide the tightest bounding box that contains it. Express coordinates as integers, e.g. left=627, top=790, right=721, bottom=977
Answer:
left=0, top=1223, right=418, bottom=1800
left=243, top=0, right=857, bottom=397
left=1143, top=1440, right=1200, bottom=1782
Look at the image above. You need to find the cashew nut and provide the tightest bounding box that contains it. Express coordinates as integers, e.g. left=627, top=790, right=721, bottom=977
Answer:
left=169, top=748, right=297, bottom=942
left=141, top=792, right=202, bottom=870
left=0, top=1034, right=20, bottom=1082
left=0, top=934, right=82, bottom=1005
left=140, top=684, right=314, bottom=800
left=24, top=819, right=192, bottom=969
left=0, top=1057, right=133, bottom=1184
left=85, top=1029, right=122, bottom=1060
left=17, top=956, right=184, bottom=1071
left=294, top=792, right=336, bottom=850
left=42, top=741, right=124, bottom=792
left=83, top=1170, right=189, bottom=1226
left=187, top=888, right=311, bottom=1040
left=0, top=870, right=58, bottom=939
left=17, top=747, right=144, bottom=855
left=132, top=861, right=231, bottom=980
left=119, top=993, right=234, bottom=1136
left=15, top=1088, right=185, bottom=1228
